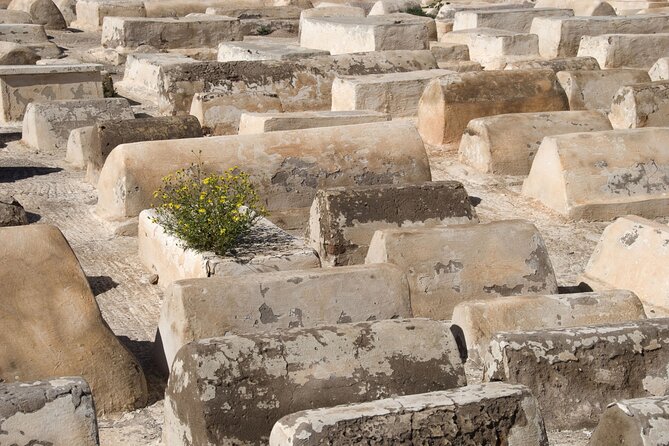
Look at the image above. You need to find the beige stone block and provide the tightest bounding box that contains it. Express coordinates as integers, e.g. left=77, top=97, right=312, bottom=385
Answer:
left=72, top=0, right=146, bottom=32
left=299, top=14, right=435, bottom=54
left=429, top=41, right=469, bottom=62
left=0, top=64, right=103, bottom=124
left=95, top=121, right=431, bottom=229
left=0, top=225, right=147, bottom=415
left=417, top=69, right=568, bottom=147
left=0, top=24, right=60, bottom=58
left=365, top=219, right=558, bottom=319
left=453, top=7, right=572, bottom=33
left=441, top=27, right=539, bottom=69
left=453, top=290, right=647, bottom=361
left=368, top=0, right=420, bottom=15
left=521, top=129, right=669, bottom=220
left=504, top=56, right=600, bottom=71
left=238, top=110, right=388, bottom=134
left=217, top=40, right=328, bottom=62
left=437, top=1, right=534, bottom=20
left=143, top=0, right=312, bottom=17
left=8, top=0, right=66, bottom=29
left=578, top=33, right=669, bottom=69
left=206, top=5, right=304, bottom=18
left=437, top=60, right=482, bottom=71
left=534, top=0, right=616, bottom=15
left=649, top=56, right=669, bottom=80
left=610, top=80, right=669, bottom=128
left=583, top=215, right=669, bottom=311
left=164, top=319, right=467, bottom=445
left=556, top=68, right=650, bottom=112
left=158, top=263, right=412, bottom=369
left=590, top=396, right=669, bottom=446
left=270, top=383, right=548, bottom=446
left=459, top=110, right=612, bottom=175
left=0, top=9, right=33, bottom=23
left=0, top=41, right=40, bottom=65
left=331, top=69, right=453, bottom=117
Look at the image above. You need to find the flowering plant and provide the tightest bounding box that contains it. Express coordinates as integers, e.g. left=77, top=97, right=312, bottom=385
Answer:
left=152, top=162, right=266, bottom=256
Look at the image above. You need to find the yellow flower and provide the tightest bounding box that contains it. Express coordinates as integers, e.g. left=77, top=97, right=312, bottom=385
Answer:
left=198, top=208, right=206, bottom=214
left=203, top=177, right=211, bottom=185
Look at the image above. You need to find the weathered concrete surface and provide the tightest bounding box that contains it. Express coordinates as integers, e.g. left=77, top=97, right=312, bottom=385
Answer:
left=0, top=41, right=39, bottom=65
left=534, top=0, right=616, bottom=15
left=583, top=216, right=669, bottom=311
left=102, top=15, right=298, bottom=52
left=365, top=219, right=558, bottom=319
left=0, top=24, right=60, bottom=58
left=484, top=318, right=669, bottom=429
left=417, top=69, right=569, bottom=147
left=0, top=377, right=99, bottom=446
left=308, top=181, right=478, bottom=266
left=590, top=396, right=669, bottom=446
left=163, top=319, right=467, bottom=445
left=238, top=110, right=388, bottom=134
left=458, top=110, right=612, bottom=175
left=0, top=195, right=28, bottom=226
left=531, top=15, right=669, bottom=59
left=609, top=80, right=669, bottom=128
left=117, top=51, right=438, bottom=125
left=453, top=290, right=647, bottom=361
left=158, top=263, right=412, bottom=370
left=0, top=64, right=103, bottom=124
left=96, top=120, right=431, bottom=230
left=270, top=383, right=549, bottom=446
left=522, top=129, right=669, bottom=220
left=453, top=7, right=572, bottom=33
left=441, top=28, right=539, bottom=69
left=72, top=0, right=146, bottom=32
left=556, top=68, right=650, bottom=112
left=300, top=14, right=435, bottom=54
left=504, top=56, right=600, bottom=72
left=138, top=209, right=320, bottom=288
left=331, top=69, right=453, bottom=117
left=578, top=33, right=669, bottom=69
left=22, top=98, right=134, bottom=155
left=74, top=116, right=203, bottom=183
left=8, top=0, right=66, bottom=29
left=0, top=224, right=147, bottom=415
left=217, top=40, right=328, bottom=62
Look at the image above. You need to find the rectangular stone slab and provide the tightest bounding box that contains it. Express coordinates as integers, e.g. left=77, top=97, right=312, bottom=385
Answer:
left=504, top=56, right=600, bottom=71
left=21, top=98, right=134, bottom=154
left=0, top=64, right=103, bottom=124
left=453, top=7, right=572, bottom=33
left=458, top=110, right=612, bottom=175
left=583, top=215, right=669, bottom=311
left=556, top=68, right=650, bottom=112
left=0, top=378, right=98, bottom=446
left=72, top=0, right=146, bottom=32
left=530, top=14, right=669, bottom=58
left=158, top=263, right=412, bottom=370
left=534, top=0, right=616, bottom=15
left=484, top=318, right=669, bottom=429
left=452, top=290, right=647, bottom=361
left=609, top=80, right=669, bottom=129
left=163, top=319, right=467, bottom=445
left=441, top=28, right=539, bottom=69
left=417, top=69, right=568, bottom=147
left=429, top=41, right=470, bottom=62
left=238, top=110, right=389, bottom=134
left=331, top=69, right=454, bottom=117
left=217, top=40, right=328, bottom=62
left=0, top=24, right=60, bottom=58
left=96, top=120, right=431, bottom=230
left=521, top=129, right=669, bottom=220
left=590, top=396, right=669, bottom=445
left=270, top=383, right=548, bottom=445
left=308, top=181, right=478, bottom=266
left=578, top=33, right=669, bottom=69
left=365, top=219, right=558, bottom=319
left=299, top=13, right=435, bottom=54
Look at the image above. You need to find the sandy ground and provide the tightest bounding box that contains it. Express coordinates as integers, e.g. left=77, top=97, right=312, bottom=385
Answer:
left=1, top=26, right=666, bottom=446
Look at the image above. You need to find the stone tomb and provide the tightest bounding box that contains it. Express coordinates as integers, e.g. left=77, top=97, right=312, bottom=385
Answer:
left=590, top=396, right=669, bottom=445
left=417, top=69, right=568, bottom=147
left=365, top=219, right=558, bottom=319
left=504, top=56, right=600, bottom=72
left=158, top=263, right=412, bottom=370
left=0, top=378, right=98, bottom=446
left=484, top=318, right=669, bottom=429
left=453, top=7, right=572, bottom=33
left=238, top=110, right=389, bottom=134
left=163, top=319, right=467, bottom=445
left=578, top=33, right=669, bottom=69
left=270, top=383, right=549, bottom=445
left=452, top=290, right=647, bottom=361
left=522, top=129, right=669, bottom=220
left=308, top=181, right=478, bottom=266
left=217, top=40, right=328, bottom=62
left=609, top=80, right=669, bottom=129
left=441, top=28, right=539, bottom=70
left=22, top=98, right=134, bottom=154
left=583, top=215, right=669, bottom=312
left=299, top=13, right=435, bottom=54
left=95, top=121, right=431, bottom=230
left=458, top=110, right=612, bottom=175
left=0, top=24, right=60, bottom=58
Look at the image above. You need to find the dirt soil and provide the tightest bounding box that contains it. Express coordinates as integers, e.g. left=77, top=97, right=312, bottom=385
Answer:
left=0, top=27, right=666, bottom=446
